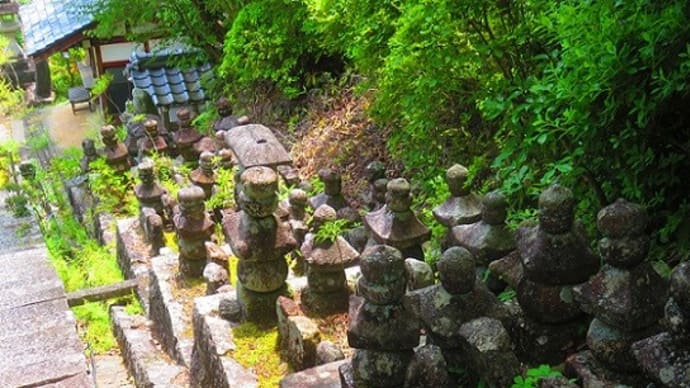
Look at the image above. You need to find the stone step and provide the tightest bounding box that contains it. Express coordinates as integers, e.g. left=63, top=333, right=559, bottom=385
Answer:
left=110, top=306, right=189, bottom=388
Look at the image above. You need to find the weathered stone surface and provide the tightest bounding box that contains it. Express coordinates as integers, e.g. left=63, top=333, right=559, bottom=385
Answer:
left=218, top=296, right=242, bottom=322
left=308, top=169, right=351, bottom=213
left=225, top=124, right=292, bottom=169
left=632, top=331, right=690, bottom=387
left=0, top=247, right=91, bottom=387
left=116, top=217, right=152, bottom=313
left=191, top=293, right=259, bottom=388
left=514, top=315, right=589, bottom=365
left=585, top=317, right=659, bottom=372
left=138, top=119, right=169, bottom=159
left=573, top=263, right=666, bottom=331
left=488, top=250, right=523, bottom=289
left=280, top=360, right=347, bottom=388
left=364, top=179, right=430, bottom=260
left=404, top=258, right=434, bottom=291
left=173, top=186, right=214, bottom=278
left=432, top=164, right=481, bottom=228
left=286, top=316, right=321, bottom=370
left=351, top=349, right=414, bottom=388
left=110, top=306, right=189, bottom=387
left=566, top=350, right=650, bottom=388
left=518, top=225, right=598, bottom=285
left=458, top=317, right=521, bottom=388
left=173, top=108, right=203, bottom=162
left=405, top=345, right=450, bottom=388
left=213, top=96, right=248, bottom=133
left=538, top=184, right=576, bottom=234
left=517, top=278, right=583, bottom=324
left=189, top=151, right=217, bottom=199
left=149, top=253, right=194, bottom=367
left=203, top=262, right=229, bottom=295
left=134, top=158, right=167, bottom=219
left=538, top=376, right=580, bottom=388
left=102, top=124, right=131, bottom=173
left=316, top=341, right=345, bottom=365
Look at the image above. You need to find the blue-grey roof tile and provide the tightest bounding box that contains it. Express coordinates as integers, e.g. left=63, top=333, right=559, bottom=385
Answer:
left=125, top=48, right=212, bottom=107
left=20, top=0, right=96, bottom=57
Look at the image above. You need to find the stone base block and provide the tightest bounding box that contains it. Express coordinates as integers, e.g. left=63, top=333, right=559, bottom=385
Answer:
left=149, top=253, right=194, bottom=367
left=300, top=287, right=349, bottom=316
left=191, top=292, right=258, bottom=388
left=514, top=316, right=589, bottom=365
left=566, top=350, right=650, bottom=388
left=110, top=306, right=189, bottom=387
left=280, top=360, right=347, bottom=388
left=276, top=298, right=321, bottom=371
left=488, top=250, right=523, bottom=289
left=350, top=349, right=414, bottom=387
left=237, top=281, right=288, bottom=324
left=632, top=332, right=690, bottom=387
left=586, top=318, right=658, bottom=372
left=117, top=217, right=154, bottom=313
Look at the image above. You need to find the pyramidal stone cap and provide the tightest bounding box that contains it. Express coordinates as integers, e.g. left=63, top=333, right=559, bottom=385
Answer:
left=314, top=204, right=337, bottom=222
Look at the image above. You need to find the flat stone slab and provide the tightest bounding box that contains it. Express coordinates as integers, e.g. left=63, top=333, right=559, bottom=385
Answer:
left=117, top=217, right=154, bottom=313
left=279, top=359, right=347, bottom=388
left=111, top=306, right=189, bottom=387
left=191, top=292, right=258, bottom=388
left=225, top=124, right=292, bottom=169
left=0, top=246, right=92, bottom=387
left=149, top=252, right=196, bottom=368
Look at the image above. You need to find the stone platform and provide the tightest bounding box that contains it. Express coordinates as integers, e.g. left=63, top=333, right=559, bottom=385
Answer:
left=0, top=246, right=92, bottom=387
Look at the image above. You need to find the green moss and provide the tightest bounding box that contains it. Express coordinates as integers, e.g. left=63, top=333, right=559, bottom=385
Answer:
left=232, top=322, right=289, bottom=388
left=72, top=302, right=116, bottom=353
left=228, top=255, right=239, bottom=286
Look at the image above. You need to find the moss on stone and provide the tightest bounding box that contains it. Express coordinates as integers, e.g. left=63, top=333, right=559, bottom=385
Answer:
left=232, top=322, right=290, bottom=388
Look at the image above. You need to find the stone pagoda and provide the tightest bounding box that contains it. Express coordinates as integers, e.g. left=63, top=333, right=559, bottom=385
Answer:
left=433, top=164, right=481, bottom=248
left=364, top=178, right=430, bottom=260
left=101, top=125, right=131, bottom=173
left=222, top=167, right=297, bottom=323
left=173, top=186, right=214, bottom=277
left=514, top=184, right=599, bottom=364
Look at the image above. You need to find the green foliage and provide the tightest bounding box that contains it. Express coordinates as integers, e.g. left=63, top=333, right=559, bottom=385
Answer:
left=221, top=0, right=323, bottom=98
left=48, top=48, right=84, bottom=102
left=512, top=364, right=563, bottom=388
left=486, top=0, right=690, bottom=248
left=232, top=322, right=288, bottom=387
left=205, top=166, right=236, bottom=210
left=5, top=193, right=29, bottom=217
left=88, top=158, right=137, bottom=216
left=498, top=288, right=517, bottom=303
left=314, top=218, right=350, bottom=244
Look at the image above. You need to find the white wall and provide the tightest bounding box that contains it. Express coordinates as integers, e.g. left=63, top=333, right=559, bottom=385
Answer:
left=100, top=42, right=137, bottom=64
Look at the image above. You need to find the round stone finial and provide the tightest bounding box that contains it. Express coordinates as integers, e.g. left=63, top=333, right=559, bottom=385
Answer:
left=597, top=198, right=647, bottom=238
left=199, top=151, right=214, bottom=165
left=216, top=97, right=232, bottom=115
left=359, top=245, right=405, bottom=284
left=138, top=157, right=154, bottom=175
left=82, top=138, right=96, bottom=154
left=288, top=189, right=308, bottom=206
left=365, top=161, right=386, bottom=182
left=437, top=246, right=476, bottom=294
left=144, top=119, right=158, bottom=135
left=481, top=190, right=507, bottom=225
left=178, top=185, right=205, bottom=207
left=319, top=168, right=342, bottom=195
left=373, top=178, right=388, bottom=203
left=314, top=204, right=337, bottom=223
left=241, top=167, right=278, bottom=200
left=100, top=124, right=116, bottom=139
left=446, top=164, right=469, bottom=196
left=670, top=262, right=690, bottom=312
left=386, top=178, right=411, bottom=212
left=176, top=108, right=191, bottom=122
left=538, top=184, right=575, bottom=234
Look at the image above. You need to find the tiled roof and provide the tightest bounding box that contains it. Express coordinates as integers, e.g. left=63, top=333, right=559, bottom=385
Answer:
left=126, top=49, right=212, bottom=107
left=19, top=0, right=95, bottom=57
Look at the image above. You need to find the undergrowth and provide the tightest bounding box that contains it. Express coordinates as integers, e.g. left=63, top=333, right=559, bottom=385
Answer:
left=232, top=322, right=289, bottom=388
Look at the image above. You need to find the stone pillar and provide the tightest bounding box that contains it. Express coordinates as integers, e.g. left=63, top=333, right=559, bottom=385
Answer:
left=514, top=184, right=599, bottom=364
left=101, top=125, right=131, bottom=173
left=173, top=186, right=214, bottom=277
left=189, top=151, right=216, bottom=200
left=34, top=59, right=52, bottom=99
left=173, top=108, right=203, bottom=163
left=222, top=167, right=296, bottom=323
left=566, top=199, right=667, bottom=385
left=308, top=168, right=351, bottom=214
left=137, top=119, right=168, bottom=160
left=80, top=139, right=99, bottom=174
left=360, top=161, right=386, bottom=211
left=300, top=205, right=358, bottom=315
left=339, top=245, right=419, bottom=387
left=364, top=178, right=430, bottom=260
left=433, top=164, right=481, bottom=248
left=450, top=190, right=515, bottom=292
left=134, top=158, right=167, bottom=224
left=632, top=262, right=690, bottom=387
left=409, top=246, right=517, bottom=385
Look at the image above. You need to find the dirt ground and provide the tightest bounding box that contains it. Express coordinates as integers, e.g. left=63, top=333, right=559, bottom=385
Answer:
left=42, top=101, right=103, bottom=150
